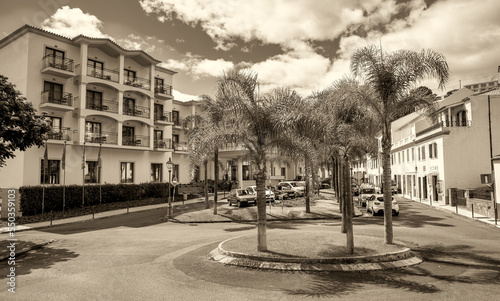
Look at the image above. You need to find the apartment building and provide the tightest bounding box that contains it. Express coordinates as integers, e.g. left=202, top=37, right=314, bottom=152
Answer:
left=391, top=88, right=500, bottom=203
left=463, top=80, right=499, bottom=93
left=0, top=25, right=200, bottom=188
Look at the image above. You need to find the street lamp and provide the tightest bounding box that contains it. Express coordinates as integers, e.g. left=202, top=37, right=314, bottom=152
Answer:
left=166, top=157, right=173, bottom=219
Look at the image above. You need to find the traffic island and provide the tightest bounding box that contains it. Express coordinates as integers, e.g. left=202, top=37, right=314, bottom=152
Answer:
left=209, top=230, right=422, bottom=271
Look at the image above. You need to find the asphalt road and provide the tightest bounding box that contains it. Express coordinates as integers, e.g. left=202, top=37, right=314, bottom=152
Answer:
left=1, top=196, right=500, bottom=300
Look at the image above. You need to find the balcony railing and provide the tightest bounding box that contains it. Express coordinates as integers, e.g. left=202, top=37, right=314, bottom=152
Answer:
left=41, top=90, right=73, bottom=106
left=124, top=76, right=151, bottom=90
left=47, top=127, right=72, bottom=141
left=86, top=65, right=119, bottom=82
left=155, top=85, right=173, bottom=95
left=123, top=105, right=150, bottom=118
left=154, top=138, right=172, bottom=149
left=173, top=142, right=188, bottom=151
left=85, top=97, right=119, bottom=114
left=42, top=54, right=74, bottom=72
left=122, top=135, right=150, bottom=147
left=441, top=120, right=472, bottom=127
left=85, top=131, right=118, bottom=145
left=154, top=111, right=172, bottom=122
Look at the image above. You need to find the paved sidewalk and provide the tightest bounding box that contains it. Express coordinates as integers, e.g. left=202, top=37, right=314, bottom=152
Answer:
left=402, top=196, right=500, bottom=229
left=0, top=197, right=208, bottom=234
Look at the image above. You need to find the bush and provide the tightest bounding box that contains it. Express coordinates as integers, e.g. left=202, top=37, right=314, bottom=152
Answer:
left=19, top=182, right=171, bottom=216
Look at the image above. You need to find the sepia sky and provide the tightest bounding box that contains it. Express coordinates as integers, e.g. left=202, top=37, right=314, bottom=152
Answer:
left=1, top=0, right=500, bottom=101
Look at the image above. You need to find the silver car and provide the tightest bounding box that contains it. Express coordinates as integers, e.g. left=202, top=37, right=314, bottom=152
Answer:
left=366, top=194, right=400, bottom=216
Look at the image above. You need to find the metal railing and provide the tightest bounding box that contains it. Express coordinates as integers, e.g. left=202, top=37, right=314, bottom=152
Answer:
left=173, top=141, right=188, bottom=151
left=122, top=135, right=150, bottom=147
left=124, top=76, right=151, bottom=90
left=41, top=90, right=73, bottom=106
left=441, top=120, right=472, bottom=127
left=155, top=85, right=173, bottom=95
left=42, top=54, right=74, bottom=72
left=47, top=127, right=72, bottom=141
left=123, top=105, right=150, bottom=118
left=154, top=111, right=172, bottom=122
left=85, top=131, right=118, bottom=144
left=85, top=97, right=119, bottom=114
left=86, top=64, right=119, bottom=82
left=154, top=138, right=172, bottom=149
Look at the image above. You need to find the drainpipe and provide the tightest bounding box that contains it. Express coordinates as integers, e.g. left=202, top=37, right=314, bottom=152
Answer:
left=488, top=95, right=497, bottom=225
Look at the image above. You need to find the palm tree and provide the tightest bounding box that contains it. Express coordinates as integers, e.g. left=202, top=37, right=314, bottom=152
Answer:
left=350, top=45, right=449, bottom=244
left=213, top=69, right=303, bottom=252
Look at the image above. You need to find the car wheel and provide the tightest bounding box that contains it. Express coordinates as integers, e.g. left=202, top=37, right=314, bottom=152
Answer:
left=228, top=200, right=231, bottom=206
left=237, top=201, right=241, bottom=208
left=371, top=209, right=376, bottom=216
left=394, top=212, right=399, bottom=216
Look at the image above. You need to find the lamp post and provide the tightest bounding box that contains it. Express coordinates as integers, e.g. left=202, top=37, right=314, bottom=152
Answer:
left=166, top=157, right=173, bottom=219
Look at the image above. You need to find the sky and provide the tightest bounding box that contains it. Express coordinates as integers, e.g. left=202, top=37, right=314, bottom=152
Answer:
left=1, top=0, right=500, bottom=101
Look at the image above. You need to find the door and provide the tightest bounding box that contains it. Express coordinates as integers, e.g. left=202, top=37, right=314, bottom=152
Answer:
left=433, top=175, right=438, bottom=202
left=122, top=126, right=135, bottom=145
left=154, top=104, right=164, bottom=120
left=123, top=98, right=135, bottom=115
left=44, top=81, right=63, bottom=104
left=86, top=90, right=103, bottom=110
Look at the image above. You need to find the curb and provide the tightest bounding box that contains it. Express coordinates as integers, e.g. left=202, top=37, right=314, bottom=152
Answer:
left=0, top=239, right=55, bottom=262
left=209, top=236, right=422, bottom=271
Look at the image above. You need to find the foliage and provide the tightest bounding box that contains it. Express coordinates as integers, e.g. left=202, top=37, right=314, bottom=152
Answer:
left=0, top=75, right=51, bottom=167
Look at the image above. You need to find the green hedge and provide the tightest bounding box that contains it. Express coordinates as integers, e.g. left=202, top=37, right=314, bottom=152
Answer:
left=19, top=182, right=171, bottom=216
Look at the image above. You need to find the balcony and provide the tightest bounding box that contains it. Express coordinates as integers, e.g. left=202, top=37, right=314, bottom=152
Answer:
left=154, top=138, right=172, bottom=150
left=85, top=131, right=118, bottom=145
left=123, top=135, right=150, bottom=147
left=123, top=105, right=150, bottom=118
left=441, top=120, right=471, bottom=127
left=124, top=76, right=151, bottom=91
left=173, top=141, right=188, bottom=152
left=41, top=54, right=75, bottom=78
left=154, top=85, right=173, bottom=99
left=40, top=91, right=73, bottom=111
left=47, top=127, right=72, bottom=141
left=85, top=65, right=119, bottom=82
left=85, top=98, right=119, bottom=114
left=154, top=111, right=172, bottom=124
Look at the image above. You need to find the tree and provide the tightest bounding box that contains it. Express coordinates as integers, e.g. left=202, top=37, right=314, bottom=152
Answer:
left=350, top=45, right=449, bottom=244
left=213, top=69, right=303, bottom=252
left=0, top=75, right=51, bottom=167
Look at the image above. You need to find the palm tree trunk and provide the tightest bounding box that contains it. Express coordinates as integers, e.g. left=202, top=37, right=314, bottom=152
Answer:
left=343, top=156, right=354, bottom=254
left=256, top=173, right=267, bottom=252
left=382, top=127, right=394, bottom=244
left=305, top=157, right=311, bottom=213
left=339, top=156, right=346, bottom=234
left=204, top=160, right=209, bottom=209
left=213, top=147, right=219, bottom=215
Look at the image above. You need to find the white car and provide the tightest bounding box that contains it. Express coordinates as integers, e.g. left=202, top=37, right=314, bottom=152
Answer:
left=366, top=194, right=399, bottom=216
left=245, top=186, right=275, bottom=202
left=278, top=181, right=305, bottom=197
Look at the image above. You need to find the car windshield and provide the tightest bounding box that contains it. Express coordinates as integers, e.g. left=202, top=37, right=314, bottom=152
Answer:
left=238, top=190, right=247, bottom=195
left=289, top=183, right=297, bottom=187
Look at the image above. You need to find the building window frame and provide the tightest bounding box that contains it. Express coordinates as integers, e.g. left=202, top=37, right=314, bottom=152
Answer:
left=151, top=163, right=163, bottom=182
left=121, top=162, right=134, bottom=183
left=84, top=161, right=100, bottom=183
left=40, top=159, right=60, bottom=184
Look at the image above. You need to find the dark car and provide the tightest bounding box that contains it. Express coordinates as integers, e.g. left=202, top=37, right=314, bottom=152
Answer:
left=227, top=189, right=257, bottom=207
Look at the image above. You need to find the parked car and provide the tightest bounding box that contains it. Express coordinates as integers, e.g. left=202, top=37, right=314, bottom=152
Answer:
left=227, top=189, right=257, bottom=207
left=366, top=194, right=399, bottom=216
left=359, top=187, right=375, bottom=207
left=245, top=186, right=275, bottom=203
left=268, top=186, right=289, bottom=201
left=276, top=182, right=299, bottom=198
left=278, top=181, right=305, bottom=197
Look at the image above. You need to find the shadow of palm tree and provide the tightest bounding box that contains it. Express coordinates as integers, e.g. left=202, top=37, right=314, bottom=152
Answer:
left=0, top=243, right=78, bottom=277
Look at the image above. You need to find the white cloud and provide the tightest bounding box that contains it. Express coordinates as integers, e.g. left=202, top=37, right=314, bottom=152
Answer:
left=116, top=34, right=159, bottom=53
left=40, top=6, right=109, bottom=38
left=191, top=59, right=234, bottom=78
left=173, top=89, right=200, bottom=102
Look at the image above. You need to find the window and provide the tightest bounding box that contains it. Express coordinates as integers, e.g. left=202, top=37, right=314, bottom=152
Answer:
left=406, top=149, right=410, bottom=162
left=151, top=164, right=162, bottom=182
left=86, top=90, right=103, bottom=110
left=418, top=147, right=421, bottom=160
left=242, top=165, right=250, bottom=180
left=412, top=148, right=415, bottom=161
left=124, top=69, right=136, bottom=83
left=121, top=162, right=134, bottom=183
left=173, top=164, right=179, bottom=181
left=429, top=142, right=438, bottom=159
left=154, top=130, right=164, bottom=148
left=123, top=97, right=135, bottom=115
left=421, top=146, right=426, bottom=160
left=402, top=151, right=404, bottom=163
left=85, top=121, right=102, bottom=143
left=44, top=81, right=64, bottom=104
left=398, top=152, right=401, bottom=164
left=281, top=167, right=286, bottom=177
left=84, top=161, right=100, bottom=183
left=456, top=110, right=467, bottom=126
left=172, top=110, right=180, bottom=126
left=154, top=104, right=164, bottom=120
left=122, top=126, right=135, bottom=146
left=88, top=59, right=104, bottom=77
left=46, top=116, right=62, bottom=140
left=45, top=47, right=65, bottom=67
left=40, top=159, right=60, bottom=184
